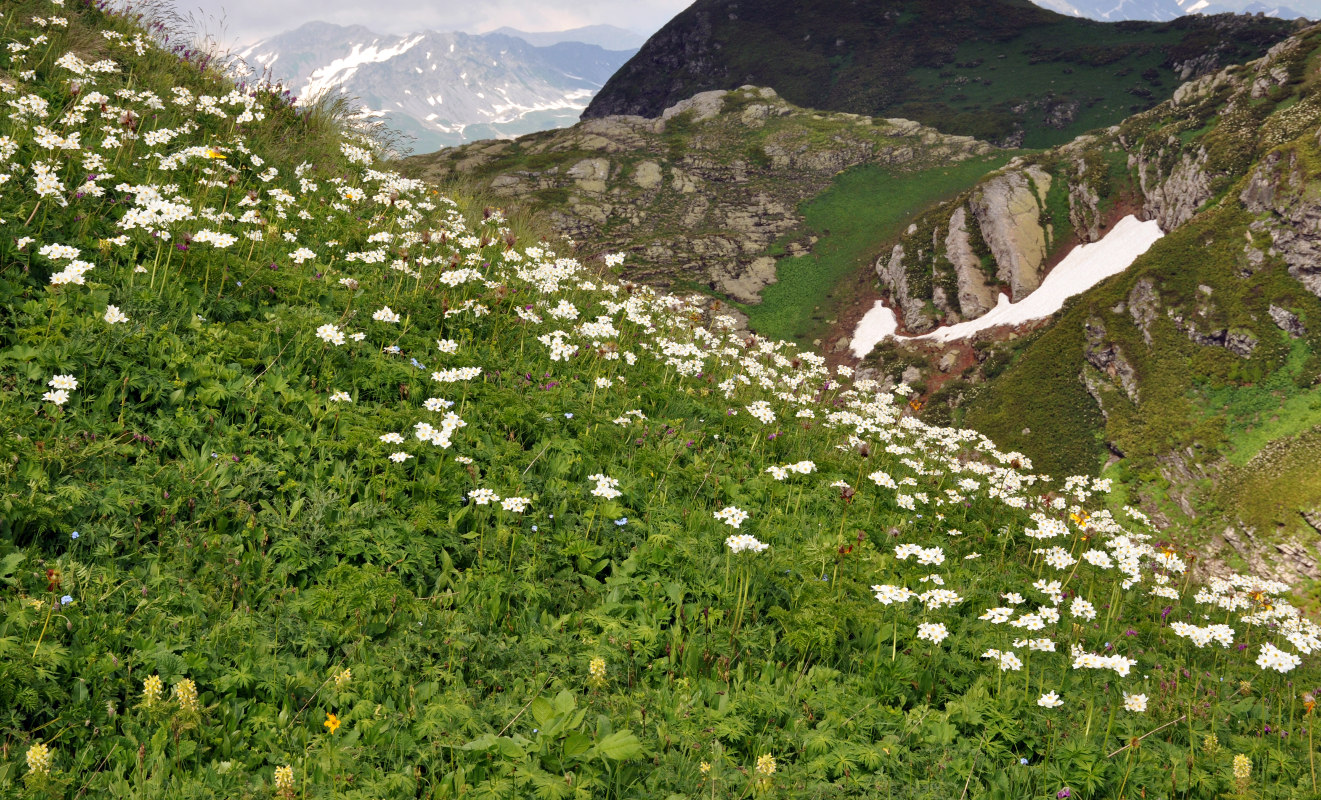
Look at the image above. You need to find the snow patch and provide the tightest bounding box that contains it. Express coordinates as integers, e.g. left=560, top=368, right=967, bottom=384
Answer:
left=850, top=215, right=1164, bottom=358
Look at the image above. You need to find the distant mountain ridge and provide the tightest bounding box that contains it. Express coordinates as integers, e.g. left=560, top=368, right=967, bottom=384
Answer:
left=486, top=25, right=647, bottom=50
left=1031, top=0, right=1311, bottom=20
left=237, top=22, right=637, bottom=152
left=583, top=0, right=1296, bottom=147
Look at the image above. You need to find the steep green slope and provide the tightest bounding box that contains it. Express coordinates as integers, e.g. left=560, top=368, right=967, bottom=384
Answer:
left=860, top=26, right=1321, bottom=579
left=583, top=0, right=1295, bottom=147
left=4, top=3, right=1321, bottom=799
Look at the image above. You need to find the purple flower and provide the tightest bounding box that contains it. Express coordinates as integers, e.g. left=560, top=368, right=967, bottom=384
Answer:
left=1058, top=789, right=1072, bottom=799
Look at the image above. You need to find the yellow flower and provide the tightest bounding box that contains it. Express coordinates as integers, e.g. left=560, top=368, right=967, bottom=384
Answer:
left=324, top=712, right=341, bottom=734
left=1233, top=753, right=1252, bottom=781
left=699, top=761, right=710, bottom=775
left=755, top=753, right=776, bottom=776
left=333, top=667, right=352, bottom=691
left=274, top=765, right=294, bottom=792
left=142, top=675, right=164, bottom=708
left=588, top=657, right=606, bottom=687
left=174, top=678, right=199, bottom=714
left=203, top=147, right=227, bottom=160
left=26, top=741, right=52, bottom=775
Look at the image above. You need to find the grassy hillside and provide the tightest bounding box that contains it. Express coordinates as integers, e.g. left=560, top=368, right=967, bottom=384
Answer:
left=753, top=154, right=1015, bottom=343
left=583, top=0, right=1294, bottom=147
left=3, top=3, right=1321, bottom=800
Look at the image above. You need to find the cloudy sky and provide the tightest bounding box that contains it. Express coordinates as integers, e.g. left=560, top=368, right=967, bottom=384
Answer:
left=185, top=0, right=694, bottom=45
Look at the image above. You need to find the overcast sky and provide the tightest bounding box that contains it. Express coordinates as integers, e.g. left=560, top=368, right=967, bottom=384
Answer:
left=182, top=0, right=694, bottom=46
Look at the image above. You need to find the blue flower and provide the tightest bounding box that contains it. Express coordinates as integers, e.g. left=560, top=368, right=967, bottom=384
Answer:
left=60, top=595, right=73, bottom=605
left=564, top=413, right=573, bottom=419
left=70, top=531, right=79, bottom=540
left=614, top=518, right=627, bottom=526
left=1020, top=757, right=1029, bottom=765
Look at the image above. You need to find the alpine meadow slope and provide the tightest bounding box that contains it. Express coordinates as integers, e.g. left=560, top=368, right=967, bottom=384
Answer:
left=4, top=2, right=1321, bottom=800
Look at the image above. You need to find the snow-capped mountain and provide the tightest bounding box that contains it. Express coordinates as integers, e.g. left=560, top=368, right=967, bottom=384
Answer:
left=237, top=22, right=637, bottom=153
left=1030, top=0, right=1311, bottom=19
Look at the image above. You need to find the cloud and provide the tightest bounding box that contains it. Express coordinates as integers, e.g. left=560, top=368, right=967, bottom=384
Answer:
left=183, top=0, right=693, bottom=45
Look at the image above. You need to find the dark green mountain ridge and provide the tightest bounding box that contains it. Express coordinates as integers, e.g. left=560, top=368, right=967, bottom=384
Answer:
left=584, top=0, right=1296, bottom=147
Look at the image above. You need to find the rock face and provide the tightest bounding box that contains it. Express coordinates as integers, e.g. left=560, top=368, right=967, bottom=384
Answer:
left=1241, top=149, right=1321, bottom=299
left=1134, top=147, right=1212, bottom=231
left=945, top=207, right=998, bottom=318
left=403, top=85, right=992, bottom=306
left=1083, top=318, right=1140, bottom=404
left=970, top=166, right=1052, bottom=299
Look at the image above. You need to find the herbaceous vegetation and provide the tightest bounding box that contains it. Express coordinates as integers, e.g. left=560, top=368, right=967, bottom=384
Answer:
left=1, top=1, right=1320, bottom=798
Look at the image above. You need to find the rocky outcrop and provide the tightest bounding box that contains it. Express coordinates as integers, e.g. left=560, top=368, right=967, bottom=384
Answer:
left=1134, top=146, right=1212, bottom=231
left=404, top=85, right=993, bottom=307
left=1127, top=278, right=1160, bottom=346
left=1269, top=304, right=1306, bottom=337
left=1083, top=318, right=1140, bottom=404
left=1167, top=309, right=1259, bottom=357
left=1241, top=149, right=1321, bottom=299
left=877, top=243, right=937, bottom=333
left=1066, top=156, right=1103, bottom=244
left=969, top=166, right=1052, bottom=299
left=945, top=207, right=998, bottom=318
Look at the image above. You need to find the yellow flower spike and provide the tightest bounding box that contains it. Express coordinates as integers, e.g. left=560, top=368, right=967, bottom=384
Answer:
left=26, top=741, right=52, bottom=775
left=324, top=712, right=341, bottom=734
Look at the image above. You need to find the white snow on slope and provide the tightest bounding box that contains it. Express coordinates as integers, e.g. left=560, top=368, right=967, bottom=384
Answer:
left=301, top=35, right=425, bottom=102
left=851, top=215, right=1164, bottom=358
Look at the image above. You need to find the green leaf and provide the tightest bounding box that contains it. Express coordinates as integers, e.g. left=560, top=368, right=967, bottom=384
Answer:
left=594, top=730, right=642, bottom=761
left=530, top=696, right=555, bottom=730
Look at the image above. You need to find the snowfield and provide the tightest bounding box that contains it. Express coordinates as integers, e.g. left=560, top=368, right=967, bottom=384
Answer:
left=851, top=215, right=1164, bottom=358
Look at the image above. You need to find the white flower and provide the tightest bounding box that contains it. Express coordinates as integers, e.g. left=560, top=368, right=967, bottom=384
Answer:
left=103, top=304, right=129, bottom=324
left=423, top=397, right=454, bottom=412
left=725, top=534, right=769, bottom=554
left=1037, top=691, right=1063, bottom=709
left=42, top=389, right=69, bottom=405
left=469, top=488, right=499, bottom=505
left=589, top=473, right=622, bottom=500
left=1123, top=692, right=1147, bottom=713
left=328, top=391, right=352, bottom=403
left=713, top=506, right=749, bottom=528
left=436, top=338, right=458, bottom=353
left=501, top=496, right=530, bottom=513
left=388, top=451, right=412, bottom=463
left=872, top=584, right=914, bottom=605
left=1257, top=642, right=1302, bottom=673
left=316, top=324, right=345, bottom=346
left=48, top=374, right=78, bottom=390
left=372, top=306, right=400, bottom=323
left=379, top=433, right=405, bottom=444
left=916, top=622, right=949, bottom=645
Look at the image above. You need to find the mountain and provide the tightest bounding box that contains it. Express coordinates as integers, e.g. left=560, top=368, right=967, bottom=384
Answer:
left=844, top=23, right=1321, bottom=581
left=237, top=21, right=637, bottom=152
left=1031, top=0, right=1312, bottom=20
left=401, top=87, right=1004, bottom=342
left=486, top=25, right=647, bottom=50
left=582, top=0, right=1296, bottom=147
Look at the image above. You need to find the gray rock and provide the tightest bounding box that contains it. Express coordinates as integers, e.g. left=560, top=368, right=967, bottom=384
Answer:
left=945, top=206, right=998, bottom=318
left=1083, top=317, right=1140, bottom=403
left=969, top=167, right=1051, bottom=298
left=1128, top=278, right=1160, bottom=346
left=1269, top=304, right=1306, bottom=337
